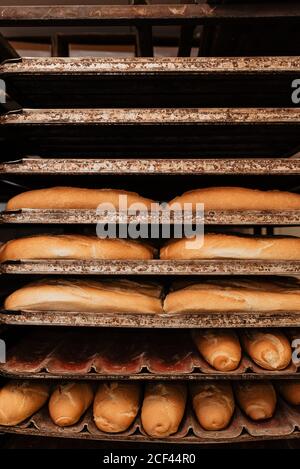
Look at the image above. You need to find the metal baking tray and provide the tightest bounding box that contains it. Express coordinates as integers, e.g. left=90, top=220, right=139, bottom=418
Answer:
left=1, top=259, right=299, bottom=276
left=2, top=309, right=300, bottom=330
left=1, top=329, right=299, bottom=381
left=1, top=208, right=300, bottom=226
left=1, top=399, right=300, bottom=445
left=1, top=158, right=300, bottom=176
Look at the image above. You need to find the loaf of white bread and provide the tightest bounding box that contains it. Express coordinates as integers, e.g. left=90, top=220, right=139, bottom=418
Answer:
left=241, top=329, right=292, bottom=371
left=141, top=383, right=187, bottom=437
left=4, top=279, right=163, bottom=314
left=278, top=381, right=300, bottom=405
left=6, top=186, right=154, bottom=210
left=235, top=381, right=277, bottom=421
left=0, top=380, right=50, bottom=426
left=192, top=329, right=242, bottom=372
left=160, top=233, right=300, bottom=260
left=49, top=383, right=94, bottom=427
left=93, top=382, right=141, bottom=433
left=169, top=187, right=300, bottom=211
left=164, top=278, right=300, bottom=313
left=190, top=382, right=235, bottom=431
left=0, top=235, right=156, bottom=262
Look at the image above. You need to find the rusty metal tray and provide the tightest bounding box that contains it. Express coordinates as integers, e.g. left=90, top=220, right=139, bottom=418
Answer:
left=1, top=259, right=299, bottom=276
left=1, top=399, right=300, bottom=444
left=1, top=158, right=300, bottom=175
left=1, top=329, right=299, bottom=381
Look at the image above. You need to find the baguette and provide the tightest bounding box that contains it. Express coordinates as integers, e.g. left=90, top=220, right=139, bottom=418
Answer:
left=235, top=381, right=277, bottom=421
left=241, top=329, right=292, bottom=371
left=278, top=381, right=300, bottom=406
left=0, top=235, right=155, bottom=262
left=164, top=278, right=300, bottom=313
left=169, top=187, right=300, bottom=211
left=0, top=380, right=49, bottom=426
left=6, top=186, right=154, bottom=210
left=93, top=382, right=141, bottom=433
left=4, top=279, right=163, bottom=314
left=141, top=383, right=187, bottom=437
left=160, top=233, right=300, bottom=260
left=190, top=382, right=235, bottom=431
left=49, top=383, right=94, bottom=427
left=192, top=329, right=241, bottom=372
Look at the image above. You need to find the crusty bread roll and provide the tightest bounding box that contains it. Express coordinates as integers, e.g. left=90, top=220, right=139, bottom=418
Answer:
left=6, top=186, right=154, bottom=210
left=169, top=187, right=300, bottom=211
left=278, top=381, right=300, bottom=406
left=49, top=383, right=94, bottom=427
left=93, top=382, right=141, bottom=433
left=241, top=329, right=291, bottom=371
left=0, top=380, right=49, bottom=426
left=4, top=279, right=163, bottom=314
left=141, top=383, right=187, bottom=437
left=192, top=329, right=241, bottom=372
left=235, top=381, right=277, bottom=421
left=164, top=278, right=300, bottom=313
left=190, top=382, right=235, bottom=431
left=160, top=233, right=300, bottom=260
left=0, top=235, right=155, bottom=262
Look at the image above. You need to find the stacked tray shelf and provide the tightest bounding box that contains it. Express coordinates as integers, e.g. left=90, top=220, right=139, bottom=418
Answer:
left=1, top=11, right=300, bottom=445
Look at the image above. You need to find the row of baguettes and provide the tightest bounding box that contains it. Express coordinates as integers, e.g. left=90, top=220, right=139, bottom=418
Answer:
left=1, top=233, right=300, bottom=261
left=192, top=329, right=292, bottom=372
left=1, top=380, right=300, bottom=435
left=5, top=186, right=300, bottom=211
left=4, top=278, right=300, bottom=315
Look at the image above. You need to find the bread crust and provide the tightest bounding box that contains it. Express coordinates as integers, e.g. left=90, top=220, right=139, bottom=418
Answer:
left=4, top=279, right=163, bottom=314
left=160, top=233, right=300, bottom=260
left=141, top=383, right=187, bottom=437
left=235, top=381, right=277, bottom=421
left=6, top=187, right=154, bottom=210
left=49, top=383, right=94, bottom=427
left=241, top=330, right=292, bottom=371
left=164, top=278, right=300, bottom=313
left=192, top=330, right=242, bottom=372
left=169, top=187, right=300, bottom=210
left=93, top=382, right=141, bottom=433
left=190, top=382, right=235, bottom=430
left=0, top=235, right=156, bottom=262
left=278, top=381, right=300, bottom=406
left=0, top=380, right=49, bottom=426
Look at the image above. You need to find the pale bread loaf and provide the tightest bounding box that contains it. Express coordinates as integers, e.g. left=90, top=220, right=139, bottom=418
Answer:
left=160, top=233, right=300, bottom=260
left=93, top=382, right=141, bottom=433
left=190, top=382, right=235, bottom=430
left=169, top=187, right=300, bottom=211
left=6, top=186, right=154, bottom=210
left=0, top=235, right=155, bottom=262
left=0, top=380, right=49, bottom=426
left=4, top=279, right=163, bottom=314
left=49, top=383, right=94, bottom=427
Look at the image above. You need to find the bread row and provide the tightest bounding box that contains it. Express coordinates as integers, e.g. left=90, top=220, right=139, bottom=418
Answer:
left=4, top=278, right=300, bottom=315
left=192, top=329, right=292, bottom=372
left=6, top=186, right=300, bottom=211
left=1, top=380, right=300, bottom=435
left=1, top=233, right=300, bottom=262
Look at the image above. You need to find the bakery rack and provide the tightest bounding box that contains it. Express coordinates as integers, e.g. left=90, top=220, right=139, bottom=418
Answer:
left=1, top=1, right=300, bottom=447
